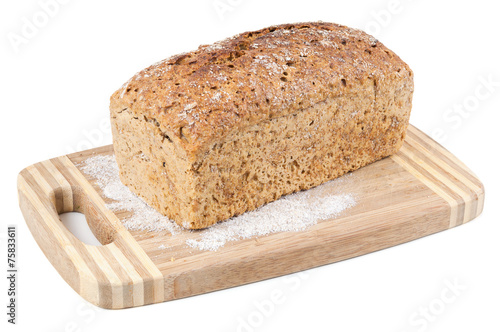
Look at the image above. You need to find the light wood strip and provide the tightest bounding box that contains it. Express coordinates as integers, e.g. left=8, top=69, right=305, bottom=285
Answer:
left=86, top=246, right=124, bottom=308
left=108, top=243, right=145, bottom=307
left=59, top=155, right=165, bottom=304
left=18, top=175, right=99, bottom=304
left=26, top=166, right=55, bottom=206
left=41, top=159, right=74, bottom=212
left=390, top=153, right=459, bottom=227
left=399, top=144, right=472, bottom=225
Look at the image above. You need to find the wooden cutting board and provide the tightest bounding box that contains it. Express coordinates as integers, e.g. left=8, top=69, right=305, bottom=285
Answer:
left=17, top=125, right=484, bottom=309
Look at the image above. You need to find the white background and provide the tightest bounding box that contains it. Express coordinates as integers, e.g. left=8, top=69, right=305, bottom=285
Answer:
left=1, top=0, right=499, bottom=331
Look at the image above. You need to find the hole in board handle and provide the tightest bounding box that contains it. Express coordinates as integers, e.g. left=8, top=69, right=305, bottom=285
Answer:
left=60, top=212, right=102, bottom=246
left=54, top=185, right=117, bottom=246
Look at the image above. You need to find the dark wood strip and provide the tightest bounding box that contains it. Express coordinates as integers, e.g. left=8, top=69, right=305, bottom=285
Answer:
left=113, top=237, right=155, bottom=305
left=100, top=246, right=135, bottom=308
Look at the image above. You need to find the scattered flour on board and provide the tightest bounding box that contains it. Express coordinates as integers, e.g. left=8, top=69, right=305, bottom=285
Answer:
left=79, top=155, right=357, bottom=251
left=79, top=155, right=181, bottom=235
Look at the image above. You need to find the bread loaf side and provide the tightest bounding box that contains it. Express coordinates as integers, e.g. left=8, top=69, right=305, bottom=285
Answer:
left=110, top=22, right=414, bottom=229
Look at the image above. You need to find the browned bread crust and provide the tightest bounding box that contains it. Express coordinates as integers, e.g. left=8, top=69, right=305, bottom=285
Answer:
left=110, top=21, right=414, bottom=229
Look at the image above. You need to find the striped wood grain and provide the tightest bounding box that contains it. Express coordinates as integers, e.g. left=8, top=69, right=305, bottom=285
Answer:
left=18, top=157, right=164, bottom=308
left=18, top=125, right=484, bottom=309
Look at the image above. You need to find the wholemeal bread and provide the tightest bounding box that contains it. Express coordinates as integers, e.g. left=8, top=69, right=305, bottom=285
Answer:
left=110, top=21, right=414, bottom=229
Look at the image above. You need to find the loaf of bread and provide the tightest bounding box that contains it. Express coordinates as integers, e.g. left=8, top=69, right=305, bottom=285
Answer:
left=110, top=22, right=414, bottom=229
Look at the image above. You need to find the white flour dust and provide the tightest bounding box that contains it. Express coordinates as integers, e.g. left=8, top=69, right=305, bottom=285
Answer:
left=80, top=155, right=356, bottom=251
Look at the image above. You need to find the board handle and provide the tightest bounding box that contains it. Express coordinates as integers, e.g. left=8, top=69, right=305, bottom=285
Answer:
left=18, top=160, right=118, bottom=245
left=17, top=156, right=164, bottom=309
